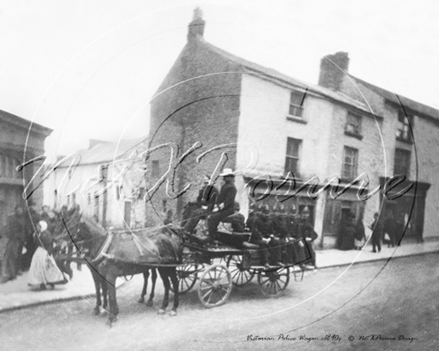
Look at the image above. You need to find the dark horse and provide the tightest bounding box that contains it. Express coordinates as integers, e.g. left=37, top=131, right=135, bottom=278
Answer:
left=56, top=215, right=182, bottom=326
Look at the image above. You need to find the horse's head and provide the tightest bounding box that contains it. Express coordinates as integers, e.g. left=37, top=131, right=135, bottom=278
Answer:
left=52, top=213, right=84, bottom=248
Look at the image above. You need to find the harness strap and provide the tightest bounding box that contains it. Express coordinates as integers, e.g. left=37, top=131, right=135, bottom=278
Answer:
left=92, top=231, right=114, bottom=263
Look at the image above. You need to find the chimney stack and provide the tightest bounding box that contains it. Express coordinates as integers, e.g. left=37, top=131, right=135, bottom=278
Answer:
left=187, top=7, right=205, bottom=41
left=318, top=52, right=349, bottom=91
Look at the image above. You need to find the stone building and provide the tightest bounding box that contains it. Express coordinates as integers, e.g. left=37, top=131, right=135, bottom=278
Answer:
left=43, top=137, right=150, bottom=228
left=0, top=109, right=52, bottom=228
left=319, top=52, right=439, bottom=242
left=148, top=10, right=438, bottom=247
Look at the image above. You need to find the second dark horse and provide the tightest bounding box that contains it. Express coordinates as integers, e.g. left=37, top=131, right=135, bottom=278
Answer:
left=56, top=215, right=182, bottom=326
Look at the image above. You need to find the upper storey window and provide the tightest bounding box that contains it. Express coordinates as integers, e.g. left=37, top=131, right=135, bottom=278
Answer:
left=288, top=89, right=307, bottom=120
left=345, top=112, right=362, bottom=138
left=396, top=111, right=412, bottom=142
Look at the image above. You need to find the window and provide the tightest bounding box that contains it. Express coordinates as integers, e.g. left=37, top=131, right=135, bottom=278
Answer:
left=396, top=111, right=412, bottom=141
left=345, top=113, right=362, bottom=136
left=288, top=90, right=307, bottom=118
left=0, top=154, right=20, bottom=179
left=152, top=160, right=160, bottom=178
left=394, top=148, right=411, bottom=177
left=285, top=138, right=302, bottom=175
left=342, top=147, right=358, bottom=180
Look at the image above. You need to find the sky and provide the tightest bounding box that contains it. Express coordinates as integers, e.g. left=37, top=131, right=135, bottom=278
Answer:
left=0, top=0, right=438, bottom=159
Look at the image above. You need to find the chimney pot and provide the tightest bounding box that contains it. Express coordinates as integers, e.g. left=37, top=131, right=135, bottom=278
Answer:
left=187, top=7, right=205, bottom=41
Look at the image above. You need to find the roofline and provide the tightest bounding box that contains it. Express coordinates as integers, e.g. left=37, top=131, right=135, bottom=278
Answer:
left=54, top=136, right=149, bottom=168
left=243, top=69, right=383, bottom=120
left=196, top=38, right=380, bottom=117
left=349, top=75, right=439, bottom=121
left=0, top=109, right=53, bottom=136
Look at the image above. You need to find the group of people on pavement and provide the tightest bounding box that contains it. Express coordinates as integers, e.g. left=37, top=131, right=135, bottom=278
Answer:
left=182, top=168, right=318, bottom=270
left=338, top=210, right=405, bottom=253
left=0, top=203, right=77, bottom=290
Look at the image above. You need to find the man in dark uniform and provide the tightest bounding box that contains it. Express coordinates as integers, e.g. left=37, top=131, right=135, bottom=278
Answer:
left=271, top=204, right=291, bottom=264
left=207, top=169, right=237, bottom=241
left=252, top=205, right=283, bottom=266
left=245, top=202, right=258, bottom=232
left=296, top=206, right=318, bottom=269
left=285, top=205, right=305, bottom=266
left=370, top=212, right=383, bottom=253
left=184, top=175, right=219, bottom=233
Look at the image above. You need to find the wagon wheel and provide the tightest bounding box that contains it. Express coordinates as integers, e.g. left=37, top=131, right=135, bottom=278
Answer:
left=257, top=267, right=290, bottom=298
left=227, top=255, right=255, bottom=286
left=198, top=264, right=232, bottom=308
left=171, top=263, right=199, bottom=294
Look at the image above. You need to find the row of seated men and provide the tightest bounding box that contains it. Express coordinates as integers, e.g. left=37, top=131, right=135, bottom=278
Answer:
left=183, top=199, right=317, bottom=270
left=246, top=204, right=318, bottom=270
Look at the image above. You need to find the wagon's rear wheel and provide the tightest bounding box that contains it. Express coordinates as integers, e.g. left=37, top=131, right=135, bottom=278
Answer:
left=257, top=267, right=290, bottom=297
left=171, top=263, right=199, bottom=294
left=227, top=255, right=255, bottom=286
left=198, top=264, right=232, bottom=308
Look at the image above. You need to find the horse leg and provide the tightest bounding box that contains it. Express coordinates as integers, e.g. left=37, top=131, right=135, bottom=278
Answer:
left=157, top=268, right=170, bottom=315
left=106, top=269, right=119, bottom=326
left=168, top=267, right=179, bottom=316
left=91, top=270, right=102, bottom=315
left=146, top=268, right=157, bottom=307
left=101, top=277, right=108, bottom=310
left=138, top=271, right=149, bottom=303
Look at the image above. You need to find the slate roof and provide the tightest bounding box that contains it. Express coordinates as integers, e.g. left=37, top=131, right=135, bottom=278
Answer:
left=348, top=75, right=438, bottom=120
left=58, top=136, right=148, bottom=167
left=198, top=38, right=374, bottom=115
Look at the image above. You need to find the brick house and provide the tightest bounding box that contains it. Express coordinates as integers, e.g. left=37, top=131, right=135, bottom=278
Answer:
left=148, top=10, right=438, bottom=247
left=0, top=109, right=52, bottom=227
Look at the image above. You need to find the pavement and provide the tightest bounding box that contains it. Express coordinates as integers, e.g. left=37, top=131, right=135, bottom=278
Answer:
left=0, top=237, right=437, bottom=313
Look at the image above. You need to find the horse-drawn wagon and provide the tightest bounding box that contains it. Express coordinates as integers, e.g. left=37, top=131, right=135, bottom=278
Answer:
left=55, top=213, right=306, bottom=325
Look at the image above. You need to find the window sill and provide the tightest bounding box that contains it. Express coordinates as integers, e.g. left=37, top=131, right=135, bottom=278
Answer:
left=396, top=137, right=413, bottom=144
left=286, top=116, right=307, bottom=124
left=344, top=131, right=363, bottom=140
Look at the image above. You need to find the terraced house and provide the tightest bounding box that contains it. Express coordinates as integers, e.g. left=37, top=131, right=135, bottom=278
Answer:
left=148, top=10, right=438, bottom=248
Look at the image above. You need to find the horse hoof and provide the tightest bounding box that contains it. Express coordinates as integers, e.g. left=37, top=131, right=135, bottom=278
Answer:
left=138, top=298, right=144, bottom=304
left=157, top=309, right=166, bottom=315
left=93, top=308, right=100, bottom=316
left=169, top=310, right=177, bottom=317
left=146, top=300, right=153, bottom=307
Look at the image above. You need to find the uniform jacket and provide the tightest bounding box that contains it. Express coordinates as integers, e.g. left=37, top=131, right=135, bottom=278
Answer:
left=216, top=182, right=237, bottom=212
left=197, top=185, right=219, bottom=211
left=297, top=219, right=318, bottom=241
left=252, top=214, right=273, bottom=241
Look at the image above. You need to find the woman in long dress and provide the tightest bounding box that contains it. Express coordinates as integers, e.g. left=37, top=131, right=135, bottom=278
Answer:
left=28, top=221, right=66, bottom=290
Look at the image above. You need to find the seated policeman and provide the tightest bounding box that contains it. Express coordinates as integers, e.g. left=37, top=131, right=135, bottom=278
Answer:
left=207, top=168, right=237, bottom=241
left=183, top=175, right=218, bottom=234
left=253, top=205, right=283, bottom=266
